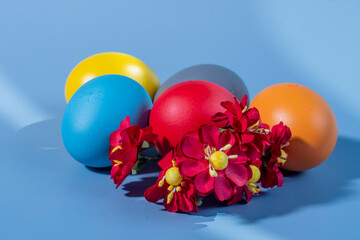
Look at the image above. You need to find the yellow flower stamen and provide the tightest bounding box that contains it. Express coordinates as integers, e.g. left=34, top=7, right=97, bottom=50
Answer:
left=247, top=183, right=260, bottom=194
left=167, top=191, right=175, bottom=204
left=281, top=142, right=290, bottom=148
left=248, top=165, right=261, bottom=183
left=111, top=145, right=122, bottom=154
left=277, top=149, right=288, bottom=164
left=209, top=167, right=218, bottom=177
left=113, top=160, right=122, bottom=166
left=221, top=144, right=232, bottom=151
left=176, top=186, right=182, bottom=192
left=280, top=149, right=287, bottom=159
left=165, top=160, right=183, bottom=186
left=158, top=179, right=165, bottom=187
left=204, top=145, right=211, bottom=156
left=209, top=151, right=229, bottom=170
left=242, top=105, right=248, bottom=113
left=248, top=120, right=259, bottom=130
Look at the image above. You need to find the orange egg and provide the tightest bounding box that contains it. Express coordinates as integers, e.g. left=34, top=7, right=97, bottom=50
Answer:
left=250, top=83, right=337, bottom=171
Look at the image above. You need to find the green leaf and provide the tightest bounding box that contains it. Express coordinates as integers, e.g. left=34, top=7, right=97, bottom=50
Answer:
left=141, top=141, right=150, bottom=149
left=197, top=197, right=203, bottom=207
left=219, top=128, right=227, bottom=133
left=135, top=160, right=147, bottom=171
left=132, top=169, right=137, bottom=175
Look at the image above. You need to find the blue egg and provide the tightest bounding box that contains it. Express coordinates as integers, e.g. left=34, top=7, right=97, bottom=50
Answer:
left=62, top=74, right=152, bottom=168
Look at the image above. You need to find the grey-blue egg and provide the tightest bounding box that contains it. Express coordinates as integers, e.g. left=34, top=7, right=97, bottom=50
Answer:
left=154, top=64, right=249, bottom=104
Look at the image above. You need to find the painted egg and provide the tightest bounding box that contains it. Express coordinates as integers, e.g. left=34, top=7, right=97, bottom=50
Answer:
left=150, top=80, right=235, bottom=152
left=62, top=74, right=152, bottom=168
left=250, top=83, right=337, bottom=171
left=65, top=52, right=160, bottom=102
left=154, top=64, right=249, bottom=104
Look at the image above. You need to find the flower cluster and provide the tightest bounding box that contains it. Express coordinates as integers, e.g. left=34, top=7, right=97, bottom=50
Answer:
left=109, top=95, right=291, bottom=213
left=108, top=116, right=157, bottom=188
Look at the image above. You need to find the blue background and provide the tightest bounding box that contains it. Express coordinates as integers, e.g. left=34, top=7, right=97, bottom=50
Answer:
left=0, top=1, right=359, bottom=239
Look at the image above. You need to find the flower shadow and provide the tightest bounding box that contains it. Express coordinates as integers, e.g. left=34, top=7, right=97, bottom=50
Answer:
left=194, top=136, right=360, bottom=222
left=122, top=176, right=158, bottom=197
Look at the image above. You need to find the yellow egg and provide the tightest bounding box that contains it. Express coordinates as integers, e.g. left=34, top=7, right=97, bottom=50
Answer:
left=65, top=52, right=160, bottom=102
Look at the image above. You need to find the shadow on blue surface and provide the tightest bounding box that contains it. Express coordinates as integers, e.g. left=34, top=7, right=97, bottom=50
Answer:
left=193, top=136, right=360, bottom=223
left=14, top=118, right=360, bottom=225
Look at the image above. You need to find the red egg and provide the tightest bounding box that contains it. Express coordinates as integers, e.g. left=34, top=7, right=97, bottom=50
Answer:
left=150, top=80, right=236, bottom=153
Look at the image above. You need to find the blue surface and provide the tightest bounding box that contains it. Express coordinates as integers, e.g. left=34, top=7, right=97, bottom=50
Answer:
left=1, top=1, right=360, bottom=239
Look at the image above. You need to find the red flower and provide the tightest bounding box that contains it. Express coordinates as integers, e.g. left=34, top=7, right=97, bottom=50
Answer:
left=227, top=163, right=262, bottom=205
left=109, top=117, right=157, bottom=188
left=178, top=125, right=249, bottom=202
left=145, top=152, right=198, bottom=213
left=212, top=95, right=271, bottom=163
left=211, top=95, right=257, bottom=132
left=261, top=122, right=291, bottom=188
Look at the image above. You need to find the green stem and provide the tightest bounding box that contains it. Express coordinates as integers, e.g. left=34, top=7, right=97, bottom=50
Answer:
left=137, top=155, right=162, bottom=162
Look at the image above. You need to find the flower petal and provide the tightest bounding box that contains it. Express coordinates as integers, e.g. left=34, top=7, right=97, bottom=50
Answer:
left=109, top=129, right=122, bottom=147
left=144, top=183, right=165, bottom=203
left=246, top=108, right=260, bottom=126
left=164, top=193, right=179, bottom=212
left=227, top=186, right=244, bottom=205
left=220, top=100, right=236, bottom=114
left=225, top=163, right=248, bottom=186
left=194, top=171, right=214, bottom=196
left=144, top=171, right=166, bottom=202
left=211, top=112, right=229, bottom=128
left=180, top=159, right=207, bottom=178
left=122, top=148, right=138, bottom=164
left=158, top=151, right=173, bottom=170
left=216, top=129, right=235, bottom=151
left=241, top=133, right=255, bottom=144
left=199, top=125, right=220, bottom=148
left=109, top=148, right=125, bottom=162
left=119, top=116, right=131, bottom=130
left=239, top=95, right=248, bottom=108
left=181, top=137, right=204, bottom=160
left=178, top=191, right=197, bottom=212
left=214, top=174, right=233, bottom=201
left=154, top=137, right=172, bottom=156
left=244, top=186, right=253, bottom=203
left=140, top=126, right=158, bottom=145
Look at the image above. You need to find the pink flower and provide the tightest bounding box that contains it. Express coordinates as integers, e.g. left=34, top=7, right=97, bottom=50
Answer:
left=109, top=117, right=157, bottom=188
left=261, top=122, right=291, bottom=188
left=178, top=125, right=249, bottom=202
left=145, top=152, right=198, bottom=213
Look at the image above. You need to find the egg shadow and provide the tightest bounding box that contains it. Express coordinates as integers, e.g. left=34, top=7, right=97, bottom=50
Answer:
left=13, top=117, right=71, bottom=169
left=86, top=166, right=111, bottom=175
left=194, top=136, right=360, bottom=222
